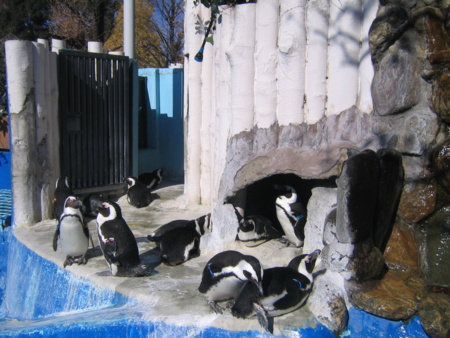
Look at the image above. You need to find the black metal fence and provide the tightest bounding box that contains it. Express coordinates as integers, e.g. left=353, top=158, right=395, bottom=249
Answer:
left=58, top=50, right=131, bottom=190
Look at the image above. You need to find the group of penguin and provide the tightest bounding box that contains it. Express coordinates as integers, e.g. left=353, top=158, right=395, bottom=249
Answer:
left=52, top=174, right=321, bottom=334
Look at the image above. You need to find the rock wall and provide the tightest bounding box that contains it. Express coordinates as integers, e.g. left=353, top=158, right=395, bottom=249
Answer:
left=185, top=0, right=450, bottom=336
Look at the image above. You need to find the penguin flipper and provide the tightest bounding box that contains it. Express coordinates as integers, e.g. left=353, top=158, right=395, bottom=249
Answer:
left=52, top=227, right=60, bottom=251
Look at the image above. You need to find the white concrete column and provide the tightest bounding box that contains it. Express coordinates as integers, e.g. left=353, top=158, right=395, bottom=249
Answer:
left=88, top=41, right=104, bottom=53
left=211, top=7, right=233, bottom=207
left=326, top=0, right=362, bottom=115
left=51, top=38, right=66, bottom=53
left=305, top=0, right=330, bottom=124
left=254, top=0, right=278, bottom=128
left=5, top=40, right=39, bottom=226
left=358, top=0, right=377, bottom=113
left=277, top=0, right=307, bottom=126
left=227, top=3, right=256, bottom=135
left=184, top=0, right=203, bottom=204
left=200, top=7, right=214, bottom=205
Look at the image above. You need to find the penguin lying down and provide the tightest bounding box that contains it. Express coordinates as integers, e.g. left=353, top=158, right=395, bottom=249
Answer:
left=92, top=199, right=153, bottom=277
left=147, top=214, right=212, bottom=266
left=231, top=249, right=321, bottom=333
left=198, top=250, right=264, bottom=314
left=236, top=214, right=283, bottom=247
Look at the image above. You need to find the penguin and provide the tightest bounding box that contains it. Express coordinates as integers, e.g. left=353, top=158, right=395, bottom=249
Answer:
left=82, top=193, right=105, bottom=218
left=158, top=214, right=212, bottom=266
left=198, top=250, right=264, bottom=314
left=93, top=200, right=152, bottom=277
left=53, top=176, right=74, bottom=220
left=52, top=196, right=94, bottom=268
left=231, top=249, right=321, bottom=333
left=138, top=168, right=163, bottom=190
left=273, top=184, right=307, bottom=247
left=236, top=215, right=283, bottom=245
left=147, top=214, right=212, bottom=243
left=124, top=176, right=152, bottom=208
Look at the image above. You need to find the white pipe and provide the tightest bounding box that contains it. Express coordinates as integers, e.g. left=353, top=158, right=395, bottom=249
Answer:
left=254, top=0, right=278, bottom=128
left=227, top=3, right=256, bottom=135
left=124, top=0, right=135, bottom=59
left=277, top=0, right=307, bottom=126
left=51, top=38, right=66, bottom=53
left=326, top=0, right=362, bottom=115
left=87, top=41, right=104, bottom=54
left=305, top=0, right=330, bottom=124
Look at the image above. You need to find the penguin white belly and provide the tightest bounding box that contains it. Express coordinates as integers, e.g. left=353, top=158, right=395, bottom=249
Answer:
left=60, top=218, right=88, bottom=257
left=276, top=207, right=301, bottom=246
left=237, top=230, right=258, bottom=241
left=183, top=239, right=196, bottom=261
left=207, top=277, right=245, bottom=302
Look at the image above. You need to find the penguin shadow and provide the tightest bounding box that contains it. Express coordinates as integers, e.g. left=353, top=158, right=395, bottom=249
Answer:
left=85, top=246, right=104, bottom=260
left=149, top=192, right=161, bottom=204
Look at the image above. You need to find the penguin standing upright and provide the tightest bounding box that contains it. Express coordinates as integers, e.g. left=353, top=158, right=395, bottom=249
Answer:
left=158, top=214, right=212, bottom=266
left=138, top=168, right=163, bottom=190
left=273, top=184, right=307, bottom=247
left=93, top=200, right=152, bottom=277
left=53, top=176, right=74, bottom=220
left=124, top=176, right=152, bottom=208
left=232, top=249, right=321, bottom=333
left=53, top=196, right=94, bottom=268
left=198, top=250, right=264, bottom=314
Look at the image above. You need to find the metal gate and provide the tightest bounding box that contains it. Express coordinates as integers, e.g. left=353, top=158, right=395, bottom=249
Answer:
left=58, top=50, right=131, bottom=190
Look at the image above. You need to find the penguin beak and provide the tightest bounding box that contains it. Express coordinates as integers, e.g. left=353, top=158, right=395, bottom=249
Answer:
left=251, top=278, right=264, bottom=296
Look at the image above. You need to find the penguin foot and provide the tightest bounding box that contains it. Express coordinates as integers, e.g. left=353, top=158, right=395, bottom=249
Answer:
left=63, top=256, right=74, bottom=268
left=77, top=256, right=87, bottom=265
left=208, top=301, right=224, bottom=314
left=225, top=300, right=235, bottom=309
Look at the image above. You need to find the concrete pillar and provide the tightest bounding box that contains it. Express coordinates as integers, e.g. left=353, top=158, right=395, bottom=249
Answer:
left=5, top=40, right=39, bottom=226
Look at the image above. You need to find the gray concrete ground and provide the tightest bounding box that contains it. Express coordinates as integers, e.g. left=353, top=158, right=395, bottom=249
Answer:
left=14, top=184, right=322, bottom=336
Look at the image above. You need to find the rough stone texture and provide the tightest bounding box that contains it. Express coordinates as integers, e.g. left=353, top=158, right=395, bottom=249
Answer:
left=431, top=138, right=450, bottom=193
left=349, top=269, right=427, bottom=320
left=307, top=270, right=348, bottom=334
left=417, top=207, right=450, bottom=288
left=397, top=178, right=437, bottom=223
left=371, top=37, right=422, bottom=116
left=336, top=150, right=380, bottom=244
left=369, top=6, right=410, bottom=66
left=374, top=149, right=404, bottom=252
left=322, top=239, right=386, bottom=283
left=419, top=293, right=450, bottom=338
left=220, top=107, right=380, bottom=205
left=413, top=7, right=450, bottom=124
left=323, top=208, right=337, bottom=246
left=303, top=187, right=337, bottom=254
left=384, top=222, right=419, bottom=271
left=372, top=105, right=440, bottom=156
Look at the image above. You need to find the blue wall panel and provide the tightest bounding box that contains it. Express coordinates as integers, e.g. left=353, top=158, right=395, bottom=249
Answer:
left=137, top=68, right=184, bottom=183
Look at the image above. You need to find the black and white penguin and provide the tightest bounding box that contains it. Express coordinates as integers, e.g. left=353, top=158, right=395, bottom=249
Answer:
left=53, top=176, right=74, bottom=220
left=273, top=184, right=307, bottom=247
left=231, top=249, right=321, bottom=333
left=52, top=196, right=94, bottom=268
left=147, top=214, right=212, bottom=243
left=158, top=214, right=212, bottom=266
left=93, top=200, right=152, bottom=277
left=82, top=193, right=105, bottom=218
left=138, top=168, right=163, bottom=190
left=198, top=250, right=264, bottom=314
left=124, top=176, right=152, bottom=208
left=236, top=215, right=283, bottom=245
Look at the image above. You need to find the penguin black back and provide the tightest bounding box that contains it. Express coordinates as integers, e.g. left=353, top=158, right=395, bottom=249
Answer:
left=53, top=176, right=74, bottom=220
left=138, top=168, right=163, bottom=190
left=124, top=176, right=152, bottom=208
left=95, top=200, right=151, bottom=277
